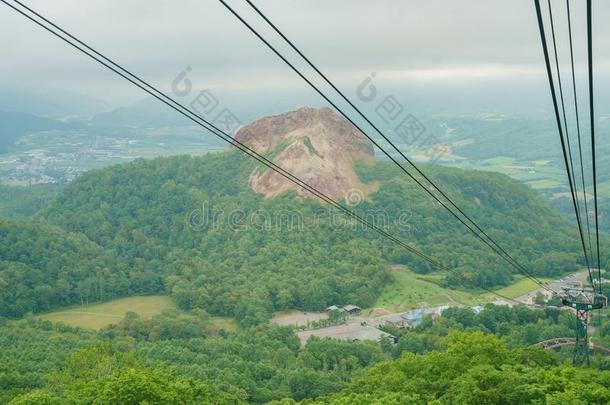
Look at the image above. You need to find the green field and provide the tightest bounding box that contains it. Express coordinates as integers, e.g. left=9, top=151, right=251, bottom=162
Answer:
left=38, top=295, right=238, bottom=332
left=489, top=276, right=550, bottom=298
left=38, top=295, right=176, bottom=329
left=482, top=156, right=516, bottom=166
left=373, top=266, right=489, bottom=312
left=527, top=179, right=561, bottom=189
left=449, top=156, right=566, bottom=191
left=373, top=266, right=551, bottom=313
left=533, top=160, right=551, bottom=166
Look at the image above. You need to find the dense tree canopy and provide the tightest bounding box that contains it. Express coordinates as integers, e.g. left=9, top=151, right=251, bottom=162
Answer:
left=3, top=306, right=609, bottom=404
left=296, top=332, right=610, bottom=404
left=0, top=219, right=142, bottom=317
left=1, top=318, right=383, bottom=404
left=0, top=184, right=60, bottom=219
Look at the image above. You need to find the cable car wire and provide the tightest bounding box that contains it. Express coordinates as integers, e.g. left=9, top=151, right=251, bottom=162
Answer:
left=237, top=0, right=551, bottom=290
left=546, top=0, right=592, bottom=282
left=534, top=0, right=595, bottom=291
left=219, top=0, right=554, bottom=292
left=586, top=0, right=602, bottom=293
left=0, top=0, right=445, bottom=269
left=566, top=0, right=594, bottom=267
left=0, top=0, right=558, bottom=302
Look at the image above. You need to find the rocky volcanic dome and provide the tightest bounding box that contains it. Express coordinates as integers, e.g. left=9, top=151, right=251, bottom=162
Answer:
left=234, top=107, right=377, bottom=201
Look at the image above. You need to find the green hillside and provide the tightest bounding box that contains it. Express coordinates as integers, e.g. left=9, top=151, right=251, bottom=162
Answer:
left=0, top=184, right=61, bottom=218
left=0, top=110, right=67, bottom=153
left=0, top=218, right=153, bottom=317
left=0, top=150, right=577, bottom=326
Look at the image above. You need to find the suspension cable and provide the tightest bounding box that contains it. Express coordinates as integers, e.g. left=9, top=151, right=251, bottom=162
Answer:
left=219, top=0, right=555, bottom=292
left=547, top=0, right=593, bottom=284
left=2, top=0, right=560, bottom=299
left=566, top=0, right=594, bottom=266
left=586, top=0, right=602, bottom=293
left=534, top=0, right=595, bottom=291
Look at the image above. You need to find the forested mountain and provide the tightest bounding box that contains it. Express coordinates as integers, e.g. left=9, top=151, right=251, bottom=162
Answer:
left=89, top=97, right=197, bottom=129
left=36, top=152, right=392, bottom=326
left=0, top=107, right=596, bottom=327
left=0, top=88, right=108, bottom=118
left=0, top=146, right=582, bottom=324
left=0, top=107, right=608, bottom=403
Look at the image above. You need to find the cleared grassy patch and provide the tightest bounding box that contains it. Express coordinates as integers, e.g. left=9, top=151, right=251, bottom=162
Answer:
left=373, top=266, right=555, bottom=313
left=373, top=266, right=489, bottom=313
left=38, top=295, right=175, bottom=329
left=483, top=156, right=516, bottom=165
left=527, top=179, right=560, bottom=189
left=485, top=276, right=548, bottom=299
left=38, top=295, right=239, bottom=332
left=272, top=310, right=328, bottom=327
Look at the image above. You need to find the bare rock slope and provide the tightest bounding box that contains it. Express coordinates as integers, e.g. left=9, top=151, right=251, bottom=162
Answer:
left=234, top=107, right=377, bottom=201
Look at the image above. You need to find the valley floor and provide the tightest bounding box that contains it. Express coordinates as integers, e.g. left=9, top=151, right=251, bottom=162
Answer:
left=33, top=268, right=590, bottom=337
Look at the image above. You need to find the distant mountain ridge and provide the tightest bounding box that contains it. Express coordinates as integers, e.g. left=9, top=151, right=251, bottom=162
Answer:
left=90, top=97, right=193, bottom=128
left=0, top=110, right=68, bottom=153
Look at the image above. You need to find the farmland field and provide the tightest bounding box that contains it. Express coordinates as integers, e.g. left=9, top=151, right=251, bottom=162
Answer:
left=443, top=153, right=567, bottom=192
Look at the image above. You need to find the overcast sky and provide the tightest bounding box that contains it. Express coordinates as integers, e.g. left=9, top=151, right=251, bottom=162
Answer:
left=1, top=0, right=610, bottom=114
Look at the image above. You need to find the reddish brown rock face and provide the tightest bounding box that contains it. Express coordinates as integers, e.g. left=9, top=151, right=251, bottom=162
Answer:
left=234, top=107, right=377, bottom=201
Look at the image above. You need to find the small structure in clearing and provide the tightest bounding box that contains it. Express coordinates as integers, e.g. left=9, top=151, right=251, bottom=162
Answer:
left=380, top=313, right=411, bottom=329
left=400, top=305, right=448, bottom=328
left=343, top=304, right=362, bottom=315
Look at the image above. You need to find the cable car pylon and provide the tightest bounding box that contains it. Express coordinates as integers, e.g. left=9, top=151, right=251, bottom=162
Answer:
left=560, top=287, right=606, bottom=366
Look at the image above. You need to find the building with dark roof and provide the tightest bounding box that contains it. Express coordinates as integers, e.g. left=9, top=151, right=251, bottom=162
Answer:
left=342, top=305, right=362, bottom=315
